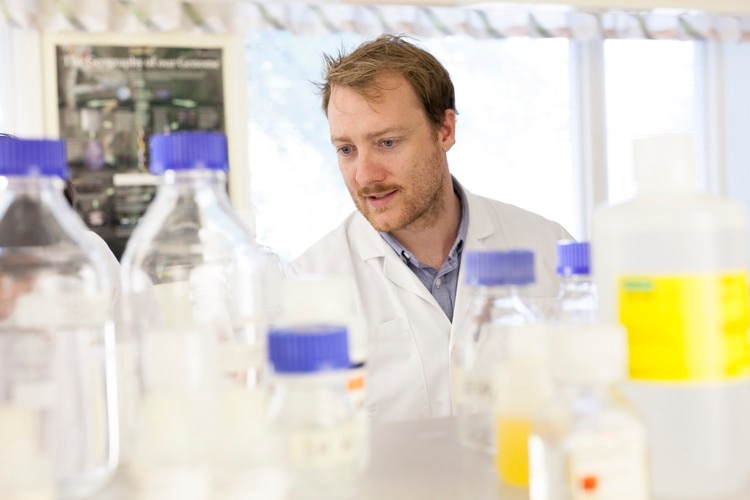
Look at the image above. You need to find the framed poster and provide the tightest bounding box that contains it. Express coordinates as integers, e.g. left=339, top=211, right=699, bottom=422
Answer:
left=42, top=32, right=249, bottom=258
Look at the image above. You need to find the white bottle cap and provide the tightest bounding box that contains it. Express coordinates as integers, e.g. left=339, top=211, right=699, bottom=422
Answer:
left=547, top=323, right=628, bottom=386
left=634, top=133, right=699, bottom=193
left=280, top=274, right=366, bottom=364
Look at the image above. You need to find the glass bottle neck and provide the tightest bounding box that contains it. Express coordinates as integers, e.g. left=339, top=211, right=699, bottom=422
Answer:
left=476, top=283, right=538, bottom=320
left=159, top=168, right=226, bottom=187
left=560, top=273, right=593, bottom=288
left=1, top=175, right=69, bottom=206
left=2, top=175, right=65, bottom=192
left=478, top=283, right=531, bottom=297
left=557, top=382, right=613, bottom=412
left=156, top=169, right=230, bottom=203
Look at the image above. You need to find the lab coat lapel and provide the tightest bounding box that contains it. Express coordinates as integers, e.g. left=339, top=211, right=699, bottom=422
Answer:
left=449, top=192, right=507, bottom=353
left=352, top=213, right=437, bottom=306
left=382, top=252, right=435, bottom=304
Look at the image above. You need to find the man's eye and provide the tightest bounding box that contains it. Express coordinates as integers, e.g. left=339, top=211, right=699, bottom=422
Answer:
left=338, top=145, right=353, bottom=155
left=381, top=139, right=396, bottom=148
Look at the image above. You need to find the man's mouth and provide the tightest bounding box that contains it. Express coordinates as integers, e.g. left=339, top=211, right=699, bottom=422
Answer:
left=362, top=189, right=397, bottom=207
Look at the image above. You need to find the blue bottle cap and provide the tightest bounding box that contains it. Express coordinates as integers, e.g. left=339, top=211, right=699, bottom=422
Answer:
left=0, top=137, right=69, bottom=178
left=149, top=131, right=228, bottom=174
left=556, top=240, right=590, bottom=276
left=463, top=249, right=535, bottom=286
left=268, top=325, right=350, bottom=374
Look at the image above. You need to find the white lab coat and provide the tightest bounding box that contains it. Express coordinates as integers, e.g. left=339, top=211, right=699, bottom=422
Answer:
left=285, top=189, right=572, bottom=422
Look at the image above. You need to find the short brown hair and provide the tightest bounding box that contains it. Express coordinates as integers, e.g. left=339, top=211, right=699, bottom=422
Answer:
left=318, top=34, right=456, bottom=129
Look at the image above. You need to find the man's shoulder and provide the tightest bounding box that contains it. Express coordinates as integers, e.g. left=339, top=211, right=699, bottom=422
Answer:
left=285, top=211, right=370, bottom=275
left=469, top=191, right=570, bottom=237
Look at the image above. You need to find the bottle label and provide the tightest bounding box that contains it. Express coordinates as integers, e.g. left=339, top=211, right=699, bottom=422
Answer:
left=451, top=366, right=494, bottom=409
left=12, top=292, right=110, bottom=329
left=347, top=367, right=370, bottom=466
left=566, top=424, right=650, bottom=500
left=347, top=368, right=367, bottom=415
left=618, top=272, right=750, bottom=380
left=288, top=422, right=357, bottom=468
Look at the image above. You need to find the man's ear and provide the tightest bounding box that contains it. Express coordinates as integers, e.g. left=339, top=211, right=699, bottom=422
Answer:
left=438, top=109, right=456, bottom=152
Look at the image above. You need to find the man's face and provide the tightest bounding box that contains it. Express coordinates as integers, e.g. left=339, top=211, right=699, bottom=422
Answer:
left=328, top=72, right=456, bottom=234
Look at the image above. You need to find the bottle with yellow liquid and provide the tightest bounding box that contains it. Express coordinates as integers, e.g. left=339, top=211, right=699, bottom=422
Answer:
left=494, top=324, right=550, bottom=488
left=452, top=250, right=540, bottom=457
left=448, top=250, right=554, bottom=490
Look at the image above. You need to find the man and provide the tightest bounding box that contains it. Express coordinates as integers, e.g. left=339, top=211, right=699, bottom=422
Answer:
left=285, top=34, right=572, bottom=421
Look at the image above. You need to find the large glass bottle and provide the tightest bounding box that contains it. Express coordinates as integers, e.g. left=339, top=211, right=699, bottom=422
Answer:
left=120, top=131, right=265, bottom=496
left=0, top=137, right=118, bottom=498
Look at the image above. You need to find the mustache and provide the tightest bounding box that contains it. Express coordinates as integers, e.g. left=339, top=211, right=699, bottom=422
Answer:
left=359, top=184, right=400, bottom=197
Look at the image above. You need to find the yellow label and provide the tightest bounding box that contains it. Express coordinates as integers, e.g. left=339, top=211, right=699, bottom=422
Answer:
left=496, top=416, right=531, bottom=487
left=618, top=272, right=750, bottom=381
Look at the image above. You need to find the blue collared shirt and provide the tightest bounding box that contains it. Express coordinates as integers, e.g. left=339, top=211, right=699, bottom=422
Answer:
left=379, top=178, right=469, bottom=321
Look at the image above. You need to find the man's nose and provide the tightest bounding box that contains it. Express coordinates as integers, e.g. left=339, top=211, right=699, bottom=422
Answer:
left=354, top=149, right=386, bottom=186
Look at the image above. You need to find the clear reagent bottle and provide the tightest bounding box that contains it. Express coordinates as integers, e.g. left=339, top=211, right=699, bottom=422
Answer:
left=120, top=131, right=265, bottom=497
left=267, top=324, right=361, bottom=500
left=551, top=240, right=596, bottom=325
left=0, top=137, right=118, bottom=499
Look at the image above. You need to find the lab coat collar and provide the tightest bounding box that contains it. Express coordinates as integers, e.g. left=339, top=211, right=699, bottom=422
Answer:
left=352, top=185, right=497, bottom=259
left=350, top=211, right=438, bottom=307
left=349, top=188, right=503, bottom=331
left=450, top=190, right=503, bottom=352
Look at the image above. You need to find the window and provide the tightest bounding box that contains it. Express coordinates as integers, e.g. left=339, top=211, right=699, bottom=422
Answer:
left=246, top=32, right=574, bottom=263
left=429, top=37, right=574, bottom=244
left=603, top=40, right=700, bottom=203
left=245, top=32, right=362, bottom=264
left=0, top=24, right=721, bottom=265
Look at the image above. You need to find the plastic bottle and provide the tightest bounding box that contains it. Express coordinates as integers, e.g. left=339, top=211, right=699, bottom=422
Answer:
left=529, top=324, right=651, bottom=500
left=0, top=137, right=118, bottom=498
left=592, top=134, right=750, bottom=499
left=280, top=274, right=369, bottom=469
left=267, top=325, right=361, bottom=500
left=551, top=240, right=596, bottom=324
left=490, top=249, right=550, bottom=489
left=119, top=131, right=265, bottom=496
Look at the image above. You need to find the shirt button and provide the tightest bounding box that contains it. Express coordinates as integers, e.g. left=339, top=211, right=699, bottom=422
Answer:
left=436, top=278, right=442, bottom=287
